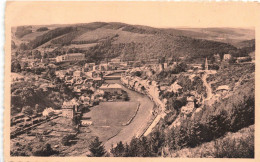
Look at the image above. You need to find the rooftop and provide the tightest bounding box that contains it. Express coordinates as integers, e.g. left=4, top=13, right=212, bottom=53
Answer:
left=100, top=83, right=122, bottom=89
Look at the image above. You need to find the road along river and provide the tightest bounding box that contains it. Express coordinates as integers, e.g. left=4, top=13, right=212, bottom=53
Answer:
left=103, top=79, right=155, bottom=150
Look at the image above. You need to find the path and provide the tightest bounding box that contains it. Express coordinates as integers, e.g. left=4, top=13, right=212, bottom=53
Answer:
left=202, top=72, right=213, bottom=100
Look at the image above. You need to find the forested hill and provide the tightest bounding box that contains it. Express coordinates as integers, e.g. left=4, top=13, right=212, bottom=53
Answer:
left=12, top=22, right=255, bottom=63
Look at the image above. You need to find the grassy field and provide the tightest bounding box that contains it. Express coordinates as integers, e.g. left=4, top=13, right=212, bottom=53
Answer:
left=84, top=101, right=139, bottom=141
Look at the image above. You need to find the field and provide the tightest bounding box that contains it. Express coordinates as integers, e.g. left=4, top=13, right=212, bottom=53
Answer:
left=84, top=101, right=139, bottom=141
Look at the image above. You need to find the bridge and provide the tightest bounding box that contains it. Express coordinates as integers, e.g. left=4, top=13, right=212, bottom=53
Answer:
left=103, top=70, right=126, bottom=80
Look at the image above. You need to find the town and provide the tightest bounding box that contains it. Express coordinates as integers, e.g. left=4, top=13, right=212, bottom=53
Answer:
left=10, top=23, right=255, bottom=157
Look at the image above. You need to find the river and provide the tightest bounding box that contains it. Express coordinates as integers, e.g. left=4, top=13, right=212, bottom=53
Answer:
left=103, top=79, right=154, bottom=150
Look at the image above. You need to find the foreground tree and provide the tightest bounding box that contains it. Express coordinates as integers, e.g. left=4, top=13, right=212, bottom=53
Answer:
left=88, top=137, right=106, bottom=157
left=110, top=141, right=125, bottom=157
left=33, top=143, right=58, bottom=156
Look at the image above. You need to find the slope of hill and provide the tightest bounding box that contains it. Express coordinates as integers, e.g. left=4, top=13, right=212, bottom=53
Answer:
left=178, top=27, right=255, bottom=47
left=170, top=124, right=254, bottom=158
left=12, top=22, right=254, bottom=63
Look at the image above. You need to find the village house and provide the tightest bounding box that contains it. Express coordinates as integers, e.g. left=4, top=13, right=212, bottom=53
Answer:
left=73, top=70, right=83, bottom=79
left=61, top=99, right=80, bottom=119
left=235, top=56, right=251, bottom=63
left=216, top=85, right=230, bottom=96
left=81, top=120, right=93, bottom=126
left=84, top=63, right=96, bottom=72
left=168, top=82, right=182, bottom=94
left=42, top=107, right=61, bottom=117
left=99, top=63, right=111, bottom=71
left=111, top=58, right=121, bottom=62
left=223, top=54, right=232, bottom=61
left=181, top=96, right=195, bottom=116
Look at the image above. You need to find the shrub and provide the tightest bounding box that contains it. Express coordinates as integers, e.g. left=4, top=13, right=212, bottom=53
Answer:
left=36, top=27, right=49, bottom=32
left=88, top=137, right=106, bottom=157
left=32, top=143, right=58, bottom=156
left=61, top=134, right=76, bottom=146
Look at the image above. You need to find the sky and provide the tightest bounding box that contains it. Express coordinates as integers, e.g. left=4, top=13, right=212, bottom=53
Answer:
left=5, top=1, right=259, bottom=28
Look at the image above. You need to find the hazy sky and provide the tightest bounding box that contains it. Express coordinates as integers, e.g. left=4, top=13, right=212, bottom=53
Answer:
left=6, top=1, right=258, bottom=28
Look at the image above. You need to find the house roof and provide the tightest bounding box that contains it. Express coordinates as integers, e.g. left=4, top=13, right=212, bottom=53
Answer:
left=100, top=83, right=122, bottom=89
left=216, top=85, right=230, bottom=91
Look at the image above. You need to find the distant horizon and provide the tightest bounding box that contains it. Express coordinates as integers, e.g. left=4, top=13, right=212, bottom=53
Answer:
left=11, top=21, right=255, bottom=31
left=7, top=2, right=257, bottom=29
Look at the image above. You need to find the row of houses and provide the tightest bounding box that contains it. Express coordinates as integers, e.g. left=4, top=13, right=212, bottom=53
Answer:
left=121, top=74, right=166, bottom=111
left=84, top=61, right=128, bottom=72
left=56, top=53, right=85, bottom=63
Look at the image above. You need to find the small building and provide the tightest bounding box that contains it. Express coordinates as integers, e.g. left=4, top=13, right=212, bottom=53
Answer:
left=216, top=85, right=230, bottom=92
left=163, top=63, right=168, bottom=69
left=42, top=107, right=61, bottom=117
left=223, top=54, right=232, bottom=61
left=181, top=96, right=195, bottom=116
left=235, top=57, right=251, bottom=63
left=111, top=58, right=121, bottom=62
left=84, top=63, right=96, bottom=71
left=168, top=82, right=182, bottom=94
left=73, top=71, right=83, bottom=78
left=56, top=53, right=85, bottom=63
left=81, top=120, right=93, bottom=126
left=61, top=99, right=79, bottom=119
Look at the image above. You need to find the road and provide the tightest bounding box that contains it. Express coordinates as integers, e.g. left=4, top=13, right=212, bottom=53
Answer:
left=103, top=80, right=154, bottom=150
left=202, top=72, right=213, bottom=100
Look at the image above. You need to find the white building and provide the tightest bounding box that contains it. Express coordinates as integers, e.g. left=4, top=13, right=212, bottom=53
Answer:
left=56, top=53, right=85, bottom=63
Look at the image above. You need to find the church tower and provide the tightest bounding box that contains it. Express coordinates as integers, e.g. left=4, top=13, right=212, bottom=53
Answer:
left=205, top=57, right=209, bottom=71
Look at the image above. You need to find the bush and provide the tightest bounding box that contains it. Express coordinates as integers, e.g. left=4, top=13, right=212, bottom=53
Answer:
left=32, top=143, right=58, bottom=156
left=36, top=27, right=49, bottom=32
left=61, top=134, right=76, bottom=146
left=88, top=137, right=106, bottom=157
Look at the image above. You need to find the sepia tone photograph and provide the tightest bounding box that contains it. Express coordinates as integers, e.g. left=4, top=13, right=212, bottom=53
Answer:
left=4, top=1, right=260, bottom=161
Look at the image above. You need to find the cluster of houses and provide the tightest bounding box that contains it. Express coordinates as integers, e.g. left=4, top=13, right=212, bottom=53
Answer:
left=19, top=57, right=56, bottom=70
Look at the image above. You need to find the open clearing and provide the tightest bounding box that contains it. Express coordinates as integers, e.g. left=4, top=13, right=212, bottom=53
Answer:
left=83, top=101, right=139, bottom=141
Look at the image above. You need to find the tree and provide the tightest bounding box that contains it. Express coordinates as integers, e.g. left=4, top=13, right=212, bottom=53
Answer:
left=22, top=106, right=34, bottom=126
left=33, top=143, right=58, bottom=156
left=33, top=50, right=42, bottom=59
left=61, top=134, right=75, bottom=146
left=19, top=43, right=28, bottom=50
left=158, top=56, right=165, bottom=64
left=11, top=61, right=21, bottom=72
left=150, top=129, right=165, bottom=155
left=11, top=41, right=16, bottom=49
left=111, top=141, right=125, bottom=157
left=88, top=137, right=106, bottom=157
left=138, top=136, right=152, bottom=157
left=128, top=137, right=139, bottom=156
left=174, top=126, right=189, bottom=149
left=22, top=106, right=34, bottom=117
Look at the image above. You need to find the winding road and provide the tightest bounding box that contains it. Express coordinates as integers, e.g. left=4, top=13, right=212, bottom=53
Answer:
left=202, top=72, right=213, bottom=100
